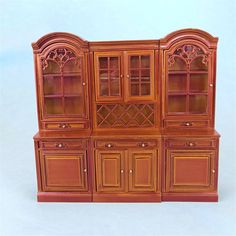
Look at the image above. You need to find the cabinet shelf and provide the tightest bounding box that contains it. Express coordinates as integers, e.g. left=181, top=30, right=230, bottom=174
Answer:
left=168, top=71, right=208, bottom=74
left=64, top=94, right=82, bottom=97
left=44, top=94, right=62, bottom=98
left=43, top=72, right=82, bottom=77
left=168, top=92, right=208, bottom=96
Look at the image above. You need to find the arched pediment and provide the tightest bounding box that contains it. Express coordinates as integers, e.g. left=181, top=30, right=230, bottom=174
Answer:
left=160, top=28, right=218, bottom=49
left=32, top=32, right=89, bottom=53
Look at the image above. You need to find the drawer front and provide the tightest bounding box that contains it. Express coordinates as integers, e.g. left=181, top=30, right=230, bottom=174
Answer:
left=166, top=139, right=216, bottom=149
left=95, top=139, right=158, bottom=149
left=43, top=122, right=88, bottom=130
left=40, top=140, right=87, bottom=150
left=164, top=120, right=209, bottom=129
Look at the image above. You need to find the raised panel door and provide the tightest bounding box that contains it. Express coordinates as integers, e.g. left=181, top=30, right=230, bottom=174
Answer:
left=128, top=150, right=157, bottom=192
left=40, top=151, right=88, bottom=191
left=95, top=150, right=125, bottom=192
left=166, top=150, right=216, bottom=192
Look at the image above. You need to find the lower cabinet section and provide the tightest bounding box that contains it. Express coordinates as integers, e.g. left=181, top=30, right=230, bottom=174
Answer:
left=95, top=149, right=158, bottom=193
left=165, top=150, right=216, bottom=192
left=40, top=152, right=88, bottom=192
left=34, top=134, right=219, bottom=202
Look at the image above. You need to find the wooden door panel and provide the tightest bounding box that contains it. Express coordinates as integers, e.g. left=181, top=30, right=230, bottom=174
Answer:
left=95, top=150, right=125, bottom=192
left=129, top=150, right=157, bottom=192
left=166, top=150, right=216, bottom=192
left=40, top=152, right=88, bottom=191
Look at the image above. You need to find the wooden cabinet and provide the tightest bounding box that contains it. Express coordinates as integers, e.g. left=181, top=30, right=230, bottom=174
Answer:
left=33, top=34, right=90, bottom=131
left=33, top=29, right=220, bottom=202
left=94, top=140, right=159, bottom=194
left=161, top=30, right=218, bottom=129
left=94, top=50, right=155, bottom=102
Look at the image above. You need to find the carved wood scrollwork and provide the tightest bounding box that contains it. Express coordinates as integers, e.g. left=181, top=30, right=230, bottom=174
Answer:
left=168, top=44, right=209, bottom=68
left=40, top=48, right=81, bottom=71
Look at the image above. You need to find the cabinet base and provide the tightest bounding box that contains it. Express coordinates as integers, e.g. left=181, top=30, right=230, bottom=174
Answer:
left=161, top=192, right=218, bottom=202
left=37, top=192, right=92, bottom=202
left=93, top=193, right=161, bottom=202
left=37, top=192, right=218, bottom=202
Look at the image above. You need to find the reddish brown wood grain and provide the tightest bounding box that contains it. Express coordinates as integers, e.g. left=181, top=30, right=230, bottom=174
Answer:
left=32, top=29, right=220, bottom=202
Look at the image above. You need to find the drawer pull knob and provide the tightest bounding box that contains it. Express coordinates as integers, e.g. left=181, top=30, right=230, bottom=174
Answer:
left=212, top=169, right=215, bottom=173
left=209, top=83, right=213, bottom=87
left=140, top=143, right=148, bottom=147
left=129, top=169, right=133, bottom=173
left=188, top=142, right=195, bottom=147
left=59, top=124, right=67, bottom=128
left=83, top=169, right=87, bottom=173
left=57, top=143, right=63, bottom=148
left=120, top=169, right=124, bottom=173
left=82, top=82, right=86, bottom=86
left=127, top=74, right=130, bottom=78
left=106, top=143, right=113, bottom=148
left=185, top=122, right=192, bottom=127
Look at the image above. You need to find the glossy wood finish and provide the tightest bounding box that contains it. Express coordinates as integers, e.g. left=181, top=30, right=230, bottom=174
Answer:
left=32, top=29, right=220, bottom=202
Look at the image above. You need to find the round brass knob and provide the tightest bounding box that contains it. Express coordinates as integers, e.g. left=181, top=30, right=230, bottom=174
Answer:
left=107, top=144, right=112, bottom=148
left=129, top=169, right=133, bottom=173
left=120, top=170, right=124, bottom=173
left=209, top=84, right=213, bottom=87
left=141, top=143, right=146, bottom=147
left=188, top=142, right=194, bottom=147
left=185, top=122, right=191, bottom=126
left=83, top=169, right=87, bottom=173
left=57, top=143, right=63, bottom=148
left=82, top=82, right=86, bottom=86
left=212, top=169, right=215, bottom=173
left=62, top=124, right=66, bottom=128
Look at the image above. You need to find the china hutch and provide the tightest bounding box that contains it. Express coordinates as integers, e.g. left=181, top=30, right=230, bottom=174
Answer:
left=32, top=29, right=220, bottom=202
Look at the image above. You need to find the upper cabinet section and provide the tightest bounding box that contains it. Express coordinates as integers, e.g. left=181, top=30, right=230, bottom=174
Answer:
left=160, top=29, right=218, bottom=129
left=32, top=33, right=90, bottom=131
left=94, top=50, right=155, bottom=102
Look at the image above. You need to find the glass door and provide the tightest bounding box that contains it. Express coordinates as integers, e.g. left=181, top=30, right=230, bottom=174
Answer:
left=125, top=51, right=154, bottom=101
left=94, top=52, right=122, bottom=101
left=42, top=48, right=86, bottom=117
left=167, top=44, right=209, bottom=115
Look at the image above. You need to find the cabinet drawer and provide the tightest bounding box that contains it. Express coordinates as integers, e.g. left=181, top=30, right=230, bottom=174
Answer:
left=43, top=122, right=87, bottom=130
left=95, top=140, right=158, bottom=149
left=166, top=139, right=216, bottom=149
left=164, top=120, right=209, bottom=129
left=40, top=140, right=87, bottom=150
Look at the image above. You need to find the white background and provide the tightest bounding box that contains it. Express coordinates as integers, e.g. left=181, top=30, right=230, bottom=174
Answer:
left=0, top=0, right=236, bottom=235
